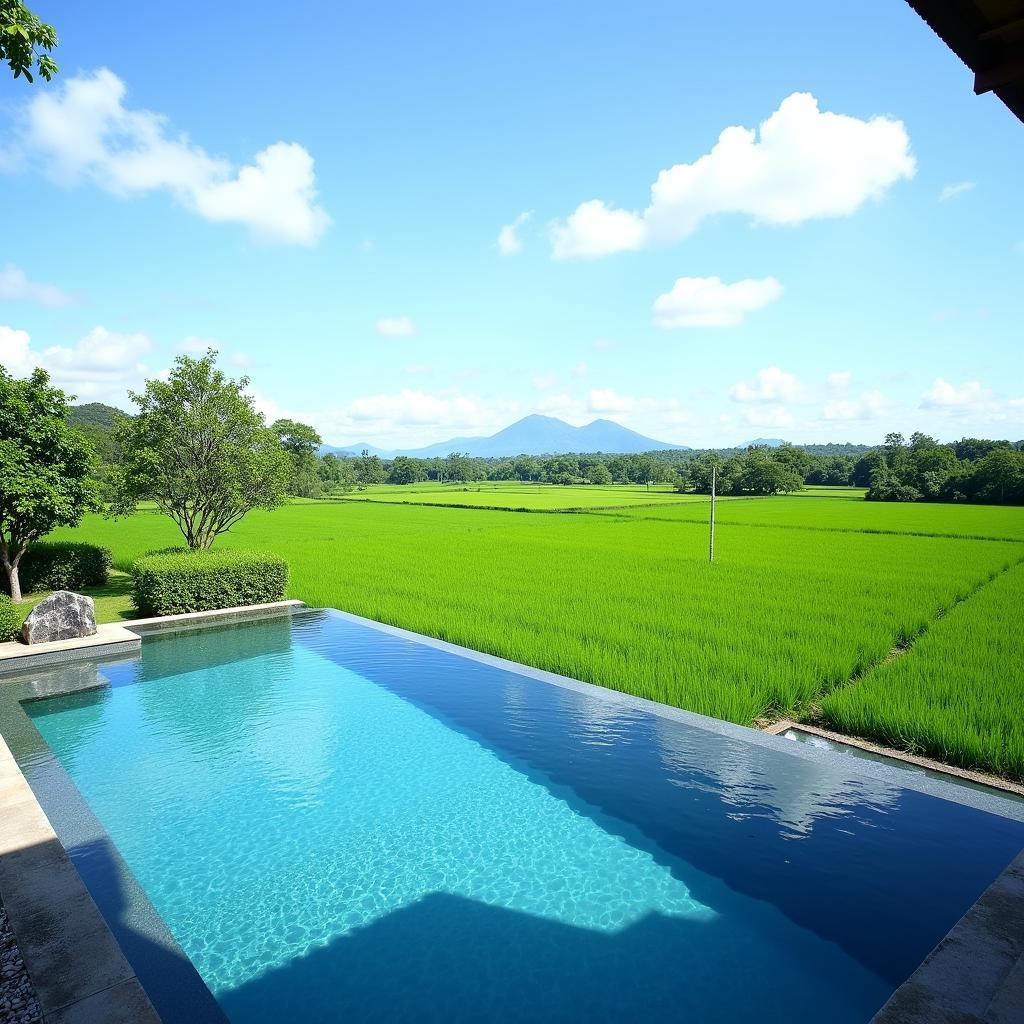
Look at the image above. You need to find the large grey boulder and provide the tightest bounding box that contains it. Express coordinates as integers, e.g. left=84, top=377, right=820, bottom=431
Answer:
left=22, top=591, right=97, bottom=645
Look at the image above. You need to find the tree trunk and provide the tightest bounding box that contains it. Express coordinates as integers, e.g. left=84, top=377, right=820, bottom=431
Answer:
left=3, top=557, right=22, bottom=603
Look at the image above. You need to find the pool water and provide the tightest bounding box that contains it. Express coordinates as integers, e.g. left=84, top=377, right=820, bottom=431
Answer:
left=22, top=611, right=1024, bottom=1023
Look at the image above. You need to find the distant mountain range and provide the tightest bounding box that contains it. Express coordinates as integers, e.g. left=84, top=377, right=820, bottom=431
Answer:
left=323, top=415, right=691, bottom=459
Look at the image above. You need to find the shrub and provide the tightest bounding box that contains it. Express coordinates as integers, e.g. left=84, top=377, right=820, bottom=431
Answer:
left=14, top=542, right=111, bottom=596
left=0, top=594, right=18, bottom=643
left=131, top=549, right=289, bottom=617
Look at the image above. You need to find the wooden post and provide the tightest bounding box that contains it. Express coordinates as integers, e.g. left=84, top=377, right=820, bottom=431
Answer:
left=709, top=465, right=716, bottom=563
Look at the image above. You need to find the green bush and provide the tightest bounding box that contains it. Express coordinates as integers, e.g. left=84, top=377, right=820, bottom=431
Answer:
left=16, top=542, right=112, bottom=595
left=131, top=549, right=289, bottom=617
left=0, top=594, right=18, bottom=643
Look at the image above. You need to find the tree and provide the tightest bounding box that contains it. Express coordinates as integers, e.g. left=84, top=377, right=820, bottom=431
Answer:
left=1, top=0, right=58, bottom=82
left=0, top=367, right=98, bottom=601
left=112, top=350, right=290, bottom=550
left=354, top=450, right=385, bottom=485
left=273, top=418, right=323, bottom=498
left=587, top=463, right=612, bottom=485
left=388, top=455, right=424, bottom=485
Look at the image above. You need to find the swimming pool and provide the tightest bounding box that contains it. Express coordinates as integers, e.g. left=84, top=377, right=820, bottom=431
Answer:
left=8, top=608, right=1024, bottom=1023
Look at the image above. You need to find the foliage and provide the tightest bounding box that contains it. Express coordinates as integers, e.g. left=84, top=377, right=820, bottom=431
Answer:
left=686, top=446, right=803, bottom=496
left=387, top=455, right=426, bottom=485
left=131, top=548, right=289, bottom=617
left=0, top=366, right=99, bottom=601
left=1, top=0, right=57, bottom=82
left=17, top=540, right=111, bottom=595
left=273, top=418, right=323, bottom=498
left=0, top=593, right=17, bottom=641
left=859, top=433, right=1024, bottom=505
left=821, top=561, right=1024, bottom=780
left=112, top=350, right=291, bottom=550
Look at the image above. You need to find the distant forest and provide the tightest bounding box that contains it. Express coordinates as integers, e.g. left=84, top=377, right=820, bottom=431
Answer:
left=69, top=404, right=1024, bottom=506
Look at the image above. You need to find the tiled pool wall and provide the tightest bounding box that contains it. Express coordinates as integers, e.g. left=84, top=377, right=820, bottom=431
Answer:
left=0, top=601, right=1022, bottom=1024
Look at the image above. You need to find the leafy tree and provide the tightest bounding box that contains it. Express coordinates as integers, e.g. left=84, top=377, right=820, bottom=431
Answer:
left=512, top=455, right=540, bottom=482
left=112, top=350, right=290, bottom=550
left=354, top=450, right=385, bottom=485
left=587, top=463, right=612, bottom=485
left=318, top=453, right=354, bottom=492
left=272, top=418, right=323, bottom=498
left=1, top=0, right=58, bottom=82
left=0, top=367, right=98, bottom=601
left=388, top=455, right=425, bottom=485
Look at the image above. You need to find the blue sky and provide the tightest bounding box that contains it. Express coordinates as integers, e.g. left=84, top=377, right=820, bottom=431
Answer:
left=1, top=0, right=1021, bottom=448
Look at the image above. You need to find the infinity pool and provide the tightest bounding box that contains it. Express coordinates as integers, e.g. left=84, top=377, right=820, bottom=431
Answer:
left=14, top=609, right=1024, bottom=1023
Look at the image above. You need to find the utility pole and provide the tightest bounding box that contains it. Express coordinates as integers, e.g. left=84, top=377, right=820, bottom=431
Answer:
left=709, top=464, right=716, bottom=563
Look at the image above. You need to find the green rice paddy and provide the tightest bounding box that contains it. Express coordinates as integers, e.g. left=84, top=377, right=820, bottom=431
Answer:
left=51, top=484, right=1024, bottom=778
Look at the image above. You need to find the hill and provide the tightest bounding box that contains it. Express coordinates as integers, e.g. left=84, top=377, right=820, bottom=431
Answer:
left=323, top=415, right=690, bottom=458
left=67, top=402, right=126, bottom=430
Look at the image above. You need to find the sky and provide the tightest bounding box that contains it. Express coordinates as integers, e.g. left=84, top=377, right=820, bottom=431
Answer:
left=1, top=0, right=1022, bottom=449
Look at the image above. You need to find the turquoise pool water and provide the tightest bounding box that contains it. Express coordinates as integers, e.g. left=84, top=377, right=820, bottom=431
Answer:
left=21, top=611, right=1024, bottom=1023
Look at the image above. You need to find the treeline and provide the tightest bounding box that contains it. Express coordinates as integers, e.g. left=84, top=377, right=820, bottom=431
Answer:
left=69, top=403, right=1024, bottom=505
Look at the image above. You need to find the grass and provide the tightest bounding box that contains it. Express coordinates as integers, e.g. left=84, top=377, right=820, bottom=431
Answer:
left=49, top=497, right=1024, bottom=778
left=819, top=561, right=1024, bottom=780
left=335, top=481, right=705, bottom=510
left=10, top=570, right=136, bottom=630
left=621, top=494, right=1024, bottom=541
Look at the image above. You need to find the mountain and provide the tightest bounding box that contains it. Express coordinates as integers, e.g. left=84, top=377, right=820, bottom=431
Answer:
left=323, top=415, right=689, bottom=459
left=743, top=437, right=787, bottom=448
left=67, top=402, right=126, bottom=430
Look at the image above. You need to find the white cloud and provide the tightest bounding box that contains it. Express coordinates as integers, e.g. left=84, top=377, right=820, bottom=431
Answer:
left=572, top=361, right=589, bottom=377
left=822, top=390, right=886, bottom=421
left=375, top=316, right=417, bottom=337
left=176, top=335, right=219, bottom=353
left=827, top=370, right=853, bottom=389
left=0, top=264, right=75, bottom=306
left=228, top=352, right=252, bottom=368
left=741, top=405, right=794, bottom=428
left=1, top=323, right=151, bottom=403
left=729, top=366, right=801, bottom=403
left=532, top=373, right=559, bottom=390
left=496, top=211, right=532, bottom=255
left=587, top=388, right=657, bottom=415
left=920, top=378, right=996, bottom=414
left=939, top=181, right=975, bottom=202
left=10, top=68, right=329, bottom=245
left=551, top=92, right=914, bottom=259
left=652, top=275, right=782, bottom=328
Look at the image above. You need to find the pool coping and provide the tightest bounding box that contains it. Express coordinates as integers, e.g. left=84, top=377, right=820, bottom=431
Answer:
left=764, top=720, right=1024, bottom=800
left=1, top=600, right=1022, bottom=1024
left=0, top=600, right=308, bottom=1024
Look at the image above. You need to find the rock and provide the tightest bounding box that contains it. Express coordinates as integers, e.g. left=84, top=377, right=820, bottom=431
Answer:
left=21, top=590, right=97, bottom=645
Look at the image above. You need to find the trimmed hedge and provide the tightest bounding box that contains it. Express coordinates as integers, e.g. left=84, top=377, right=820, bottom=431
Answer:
left=131, top=549, right=289, bottom=617
left=16, top=542, right=112, bottom=596
left=0, top=595, right=17, bottom=643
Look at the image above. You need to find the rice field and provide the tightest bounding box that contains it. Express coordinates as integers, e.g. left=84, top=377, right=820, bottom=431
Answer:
left=820, top=561, right=1024, bottom=780
left=621, top=494, right=1024, bottom=541
left=51, top=492, right=1024, bottom=776
left=335, top=481, right=702, bottom=510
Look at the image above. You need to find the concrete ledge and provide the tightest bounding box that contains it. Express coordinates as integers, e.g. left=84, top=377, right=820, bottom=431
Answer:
left=0, top=625, right=141, bottom=676
left=872, top=849, right=1024, bottom=1023
left=0, top=734, right=159, bottom=1023
left=123, top=599, right=307, bottom=635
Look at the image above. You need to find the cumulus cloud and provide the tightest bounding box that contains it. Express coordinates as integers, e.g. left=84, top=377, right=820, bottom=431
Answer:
left=939, top=181, right=975, bottom=202
left=375, top=316, right=417, bottom=337
left=8, top=69, right=329, bottom=245
left=822, top=390, right=886, bottom=421
left=532, top=373, right=559, bottom=390
left=652, top=275, right=782, bottom=328
left=0, top=323, right=151, bottom=403
left=551, top=92, right=914, bottom=259
left=0, top=264, right=75, bottom=306
left=496, top=211, right=532, bottom=255
left=729, top=366, right=801, bottom=403
left=587, top=388, right=657, bottom=415
left=920, top=378, right=996, bottom=414
left=741, top=405, right=794, bottom=428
